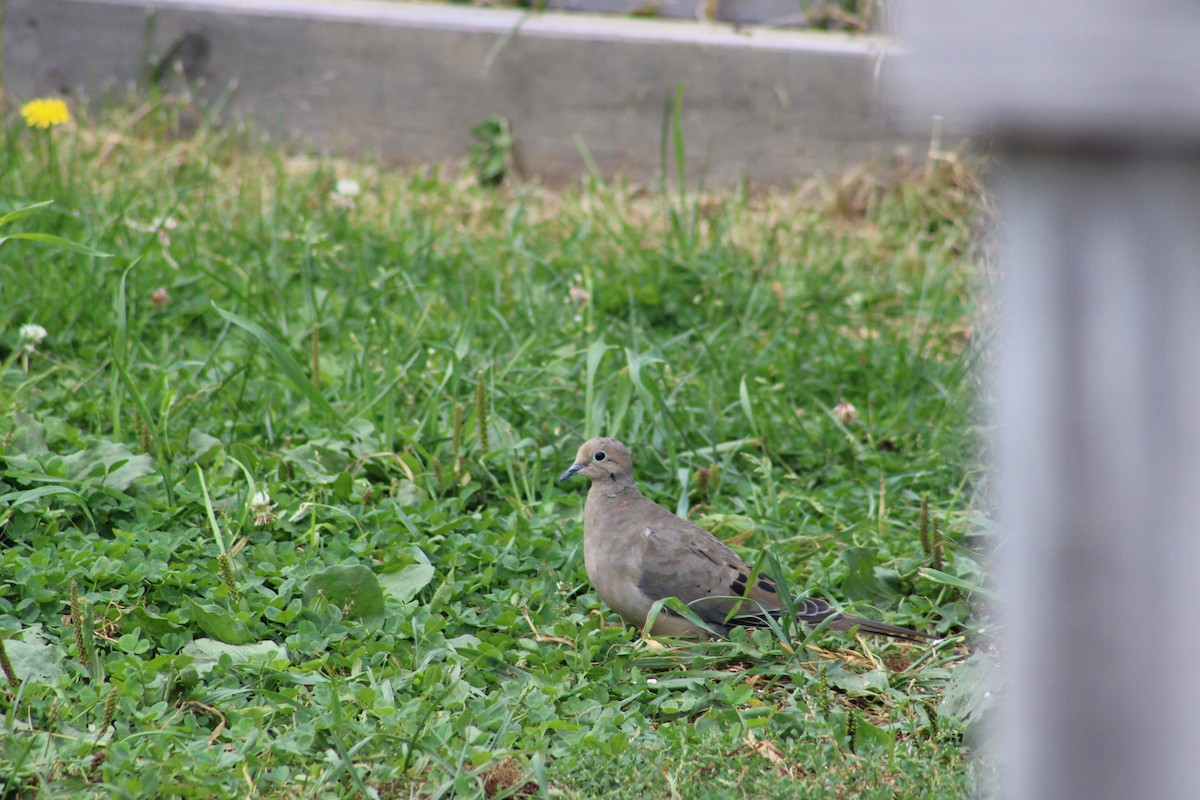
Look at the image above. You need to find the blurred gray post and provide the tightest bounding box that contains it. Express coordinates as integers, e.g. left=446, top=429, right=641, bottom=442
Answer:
left=892, top=2, right=1200, bottom=799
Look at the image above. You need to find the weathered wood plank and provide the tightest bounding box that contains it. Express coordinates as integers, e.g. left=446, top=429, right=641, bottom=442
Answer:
left=895, top=1, right=1200, bottom=799
left=996, top=154, right=1200, bottom=800
left=4, top=0, right=927, bottom=185
left=893, top=0, right=1200, bottom=145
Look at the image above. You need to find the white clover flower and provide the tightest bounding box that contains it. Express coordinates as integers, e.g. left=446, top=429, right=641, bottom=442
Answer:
left=19, top=324, right=47, bottom=347
left=249, top=490, right=277, bottom=527
left=331, top=179, right=361, bottom=209
left=833, top=401, right=858, bottom=425
left=334, top=178, right=361, bottom=197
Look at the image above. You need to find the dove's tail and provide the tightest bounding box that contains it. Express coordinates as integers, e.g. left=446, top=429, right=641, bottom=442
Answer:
left=822, top=612, right=935, bottom=644
left=728, top=597, right=934, bottom=643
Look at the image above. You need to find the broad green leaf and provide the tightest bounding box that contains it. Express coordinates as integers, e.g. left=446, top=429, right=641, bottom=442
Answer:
left=120, top=606, right=185, bottom=639
left=181, top=638, right=289, bottom=676
left=939, top=650, right=1001, bottom=727
left=186, top=429, right=223, bottom=463
left=852, top=713, right=896, bottom=754
left=9, top=411, right=49, bottom=454
left=282, top=441, right=349, bottom=483
left=5, top=441, right=155, bottom=493
left=4, top=628, right=65, bottom=684
left=185, top=598, right=255, bottom=645
left=825, top=664, right=890, bottom=697
left=428, top=567, right=456, bottom=613
left=379, top=564, right=436, bottom=603
left=62, top=441, right=156, bottom=492
left=303, top=564, right=385, bottom=630
left=839, top=546, right=881, bottom=602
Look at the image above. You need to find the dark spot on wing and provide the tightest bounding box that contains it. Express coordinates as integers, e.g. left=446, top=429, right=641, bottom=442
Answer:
left=730, top=574, right=748, bottom=596
left=756, top=577, right=776, bottom=593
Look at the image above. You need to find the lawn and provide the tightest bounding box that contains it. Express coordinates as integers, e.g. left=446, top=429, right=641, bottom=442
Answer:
left=0, top=98, right=995, bottom=798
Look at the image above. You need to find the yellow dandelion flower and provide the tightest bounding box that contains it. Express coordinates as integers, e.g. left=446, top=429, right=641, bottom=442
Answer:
left=20, top=98, right=71, bottom=129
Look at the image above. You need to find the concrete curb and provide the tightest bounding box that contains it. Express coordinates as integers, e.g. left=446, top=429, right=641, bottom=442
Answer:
left=4, top=0, right=929, bottom=185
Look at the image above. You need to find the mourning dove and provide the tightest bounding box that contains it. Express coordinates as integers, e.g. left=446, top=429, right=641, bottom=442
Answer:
left=559, top=437, right=931, bottom=643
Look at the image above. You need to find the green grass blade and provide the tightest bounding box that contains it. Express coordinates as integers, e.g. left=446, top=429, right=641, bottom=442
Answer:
left=111, top=263, right=136, bottom=439
left=0, top=485, right=96, bottom=532
left=213, top=303, right=342, bottom=423
left=195, top=466, right=227, bottom=557
left=0, top=232, right=112, bottom=257
left=112, top=352, right=176, bottom=508
left=0, top=200, right=54, bottom=227
left=584, top=337, right=608, bottom=439
left=919, top=567, right=1001, bottom=602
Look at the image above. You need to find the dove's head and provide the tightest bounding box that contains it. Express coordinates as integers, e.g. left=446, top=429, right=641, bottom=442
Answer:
left=558, top=438, right=636, bottom=485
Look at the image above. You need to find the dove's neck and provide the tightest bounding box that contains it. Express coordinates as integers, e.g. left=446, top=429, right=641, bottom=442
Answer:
left=588, top=476, right=641, bottom=500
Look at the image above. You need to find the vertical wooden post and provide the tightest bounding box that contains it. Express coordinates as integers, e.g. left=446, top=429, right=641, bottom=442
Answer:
left=996, top=154, right=1200, bottom=800
left=892, top=2, right=1200, bottom=798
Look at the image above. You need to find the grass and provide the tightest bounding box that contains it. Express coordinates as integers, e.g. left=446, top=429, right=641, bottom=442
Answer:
left=0, top=97, right=994, bottom=798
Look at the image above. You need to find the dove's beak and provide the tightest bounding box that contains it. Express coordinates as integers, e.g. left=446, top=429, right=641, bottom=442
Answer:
left=558, top=463, right=584, bottom=482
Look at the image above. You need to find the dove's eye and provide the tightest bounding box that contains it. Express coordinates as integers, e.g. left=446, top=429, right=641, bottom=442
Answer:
left=593, top=451, right=607, bottom=462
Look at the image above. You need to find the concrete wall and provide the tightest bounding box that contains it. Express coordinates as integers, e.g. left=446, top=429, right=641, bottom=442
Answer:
left=5, top=0, right=929, bottom=185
